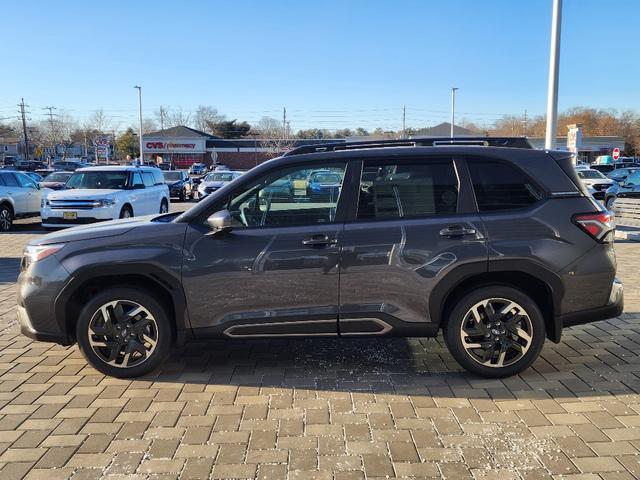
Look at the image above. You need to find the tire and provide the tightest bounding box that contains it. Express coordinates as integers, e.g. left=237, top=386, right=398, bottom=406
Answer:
left=443, top=285, right=545, bottom=378
left=605, top=197, right=615, bottom=210
left=179, top=189, right=185, bottom=202
left=119, top=205, right=133, bottom=219
left=159, top=199, right=168, bottom=214
left=0, top=204, right=13, bottom=231
left=76, top=287, right=172, bottom=378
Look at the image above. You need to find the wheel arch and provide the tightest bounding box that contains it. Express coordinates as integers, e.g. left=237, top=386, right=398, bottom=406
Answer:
left=55, top=263, right=191, bottom=345
left=120, top=203, right=133, bottom=216
left=430, top=260, right=564, bottom=343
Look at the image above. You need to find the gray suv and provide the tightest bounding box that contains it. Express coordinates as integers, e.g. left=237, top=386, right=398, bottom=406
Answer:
left=17, top=138, right=623, bottom=378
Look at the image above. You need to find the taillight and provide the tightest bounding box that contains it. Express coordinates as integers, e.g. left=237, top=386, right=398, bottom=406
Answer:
left=573, top=212, right=614, bottom=242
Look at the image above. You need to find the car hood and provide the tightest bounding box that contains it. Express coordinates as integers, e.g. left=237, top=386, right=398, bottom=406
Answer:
left=200, top=181, right=227, bottom=188
left=31, top=215, right=157, bottom=246
left=581, top=178, right=613, bottom=187
left=45, top=189, right=121, bottom=200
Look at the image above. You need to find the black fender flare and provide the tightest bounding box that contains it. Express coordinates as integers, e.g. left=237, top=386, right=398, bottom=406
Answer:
left=54, top=262, right=191, bottom=344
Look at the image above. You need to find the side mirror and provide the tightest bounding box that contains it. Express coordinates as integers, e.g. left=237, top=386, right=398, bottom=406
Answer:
left=207, top=209, right=233, bottom=235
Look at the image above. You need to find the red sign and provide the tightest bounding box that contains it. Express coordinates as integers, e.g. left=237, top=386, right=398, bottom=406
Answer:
left=612, top=148, right=620, bottom=160
left=145, top=142, right=196, bottom=150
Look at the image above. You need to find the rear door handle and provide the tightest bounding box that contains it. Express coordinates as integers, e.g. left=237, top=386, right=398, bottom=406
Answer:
left=439, top=225, right=477, bottom=237
left=302, top=234, right=338, bottom=246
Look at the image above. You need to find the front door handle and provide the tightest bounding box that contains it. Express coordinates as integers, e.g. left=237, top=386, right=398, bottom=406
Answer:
left=302, top=234, right=338, bottom=246
left=439, top=225, right=477, bottom=237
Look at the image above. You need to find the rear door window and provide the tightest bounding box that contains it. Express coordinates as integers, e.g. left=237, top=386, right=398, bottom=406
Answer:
left=357, top=160, right=459, bottom=219
left=467, top=160, right=543, bottom=212
left=3, top=173, right=19, bottom=187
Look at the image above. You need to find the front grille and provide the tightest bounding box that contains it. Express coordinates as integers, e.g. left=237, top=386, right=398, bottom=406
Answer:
left=42, top=217, right=111, bottom=225
left=48, top=200, right=97, bottom=210
left=205, top=187, right=218, bottom=194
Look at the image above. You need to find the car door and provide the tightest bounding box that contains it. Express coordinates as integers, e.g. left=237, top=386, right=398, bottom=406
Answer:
left=129, top=171, right=148, bottom=215
left=1, top=172, right=28, bottom=214
left=181, top=161, right=349, bottom=337
left=14, top=172, right=41, bottom=213
left=338, top=156, right=488, bottom=336
left=141, top=171, right=159, bottom=213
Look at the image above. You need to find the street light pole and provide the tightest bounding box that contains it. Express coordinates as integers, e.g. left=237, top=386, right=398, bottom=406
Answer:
left=134, top=86, right=143, bottom=163
left=544, top=0, right=562, bottom=150
left=450, top=87, right=458, bottom=138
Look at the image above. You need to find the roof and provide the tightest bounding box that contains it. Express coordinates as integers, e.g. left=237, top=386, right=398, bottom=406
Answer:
left=77, top=165, right=159, bottom=172
left=413, top=122, right=478, bottom=137
left=144, top=126, right=216, bottom=138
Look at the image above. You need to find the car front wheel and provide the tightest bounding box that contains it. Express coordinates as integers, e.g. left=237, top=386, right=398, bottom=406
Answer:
left=0, top=205, right=13, bottom=231
left=76, top=287, right=171, bottom=378
left=443, top=286, right=545, bottom=378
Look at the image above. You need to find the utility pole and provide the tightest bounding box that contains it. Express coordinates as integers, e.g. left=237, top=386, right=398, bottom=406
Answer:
left=83, top=130, right=88, bottom=159
left=545, top=0, right=562, bottom=149
left=522, top=109, right=528, bottom=136
left=450, top=88, right=459, bottom=138
left=18, top=98, right=29, bottom=161
left=282, top=107, right=287, bottom=141
left=42, top=106, right=57, bottom=163
left=402, top=105, right=406, bottom=139
left=134, top=86, right=143, bottom=162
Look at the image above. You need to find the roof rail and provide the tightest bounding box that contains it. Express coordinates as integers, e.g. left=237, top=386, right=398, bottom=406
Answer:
left=283, top=136, right=533, bottom=156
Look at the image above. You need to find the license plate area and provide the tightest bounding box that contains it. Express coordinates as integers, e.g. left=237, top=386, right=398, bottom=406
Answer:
left=63, top=211, right=77, bottom=220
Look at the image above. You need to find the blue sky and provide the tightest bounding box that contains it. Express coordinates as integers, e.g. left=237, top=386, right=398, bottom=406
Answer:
left=1, top=0, right=637, bottom=132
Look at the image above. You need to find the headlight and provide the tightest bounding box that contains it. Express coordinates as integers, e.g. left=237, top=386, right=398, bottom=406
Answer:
left=23, top=244, right=64, bottom=266
left=92, top=199, right=116, bottom=207
left=41, top=197, right=49, bottom=208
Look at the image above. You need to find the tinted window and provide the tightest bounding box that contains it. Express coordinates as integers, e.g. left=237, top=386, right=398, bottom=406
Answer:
left=0, top=174, right=6, bottom=186
left=3, top=173, right=19, bottom=187
left=468, top=160, right=543, bottom=211
left=577, top=170, right=605, bottom=179
left=163, top=171, right=182, bottom=182
left=15, top=172, right=36, bottom=188
left=152, top=170, right=164, bottom=185
left=67, top=171, right=129, bottom=189
left=357, top=161, right=459, bottom=219
left=226, top=164, right=346, bottom=228
left=626, top=171, right=640, bottom=185
left=132, top=172, right=144, bottom=187
left=142, top=172, right=155, bottom=187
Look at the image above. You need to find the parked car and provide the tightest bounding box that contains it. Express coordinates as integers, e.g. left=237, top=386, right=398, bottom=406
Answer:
left=575, top=169, right=613, bottom=200
left=40, top=166, right=169, bottom=228
left=189, top=163, right=207, bottom=175
left=16, top=160, right=47, bottom=172
left=2, top=156, right=16, bottom=167
left=163, top=170, right=193, bottom=201
left=17, top=138, right=623, bottom=378
left=196, top=170, right=243, bottom=199
left=607, top=167, right=639, bottom=184
left=0, top=170, right=42, bottom=231
left=604, top=169, right=640, bottom=209
left=52, top=160, right=85, bottom=171
left=306, top=169, right=344, bottom=200
left=40, top=171, right=73, bottom=191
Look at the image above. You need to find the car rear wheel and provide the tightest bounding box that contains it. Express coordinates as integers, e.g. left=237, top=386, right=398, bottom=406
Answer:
left=76, top=287, right=171, bottom=378
left=443, top=286, right=545, bottom=378
left=0, top=205, right=13, bottom=231
left=605, top=197, right=616, bottom=210
left=119, top=205, right=133, bottom=219
left=159, top=199, right=168, bottom=214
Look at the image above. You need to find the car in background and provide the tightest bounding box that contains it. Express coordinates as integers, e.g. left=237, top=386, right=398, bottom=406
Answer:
left=189, top=163, right=207, bottom=175
left=604, top=169, right=640, bottom=209
left=52, top=160, right=85, bottom=171
left=197, top=170, right=243, bottom=199
left=40, top=171, right=73, bottom=190
left=576, top=169, right=613, bottom=200
left=163, top=170, right=193, bottom=201
left=16, top=160, right=47, bottom=172
left=2, top=156, right=16, bottom=167
left=0, top=170, right=42, bottom=231
left=306, top=169, right=343, bottom=200
left=607, top=167, right=639, bottom=184
left=41, top=166, right=169, bottom=228
left=23, top=171, right=43, bottom=183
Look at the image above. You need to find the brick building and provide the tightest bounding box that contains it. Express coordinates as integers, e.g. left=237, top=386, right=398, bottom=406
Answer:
left=142, top=126, right=344, bottom=170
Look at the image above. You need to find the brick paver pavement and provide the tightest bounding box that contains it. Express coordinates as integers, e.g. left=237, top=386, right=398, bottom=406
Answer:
left=1, top=217, right=639, bottom=479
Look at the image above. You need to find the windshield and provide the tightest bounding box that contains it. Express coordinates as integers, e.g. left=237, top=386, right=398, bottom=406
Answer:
left=67, top=171, right=129, bottom=189
left=311, top=173, right=342, bottom=184
left=163, top=172, right=182, bottom=182
left=204, top=172, right=235, bottom=182
left=44, top=172, right=72, bottom=182
left=578, top=170, right=605, bottom=179
left=626, top=171, right=640, bottom=185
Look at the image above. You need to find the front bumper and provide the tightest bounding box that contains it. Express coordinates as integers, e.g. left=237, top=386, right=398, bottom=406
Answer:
left=17, top=305, right=73, bottom=345
left=560, top=278, right=624, bottom=329
left=41, top=206, right=115, bottom=228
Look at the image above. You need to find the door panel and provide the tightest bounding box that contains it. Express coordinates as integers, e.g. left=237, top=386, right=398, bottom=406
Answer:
left=339, top=216, right=487, bottom=334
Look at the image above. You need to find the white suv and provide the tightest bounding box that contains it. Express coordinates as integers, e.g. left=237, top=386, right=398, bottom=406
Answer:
left=41, top=166, right=170, bottom=228
left=0, top=170, right=42, bottom=231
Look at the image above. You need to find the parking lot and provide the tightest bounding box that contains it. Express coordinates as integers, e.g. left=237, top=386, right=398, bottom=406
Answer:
left=0, top=204, right=639, bottom=479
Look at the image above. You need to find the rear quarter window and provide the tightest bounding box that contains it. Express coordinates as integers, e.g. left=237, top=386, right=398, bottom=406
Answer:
left=467, top=160, right=543, bottom=212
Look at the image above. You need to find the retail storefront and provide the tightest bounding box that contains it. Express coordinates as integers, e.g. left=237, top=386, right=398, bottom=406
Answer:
left=142, top=126, right=209, bottom=168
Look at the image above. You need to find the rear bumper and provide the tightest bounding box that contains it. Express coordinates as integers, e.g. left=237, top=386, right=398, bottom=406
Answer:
left=559, top=278, right=623, bottom=329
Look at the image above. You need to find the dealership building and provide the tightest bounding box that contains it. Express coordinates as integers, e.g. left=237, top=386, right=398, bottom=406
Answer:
left=142, top=126, right=341, bottom=170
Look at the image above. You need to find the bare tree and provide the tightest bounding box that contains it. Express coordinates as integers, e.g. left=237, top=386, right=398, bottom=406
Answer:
left=87, top=109, right=111, bottom=133
left=166, top=107, right=192, bottom=128
left=253, top=116, right=296, bottom=156
left=142, top=118, right=157, bottom=134
left=194, top=105, right=225, bottom=133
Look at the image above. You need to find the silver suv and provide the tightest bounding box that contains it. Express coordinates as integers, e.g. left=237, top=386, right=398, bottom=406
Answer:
left=0, top=170, right=42, bottom=230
